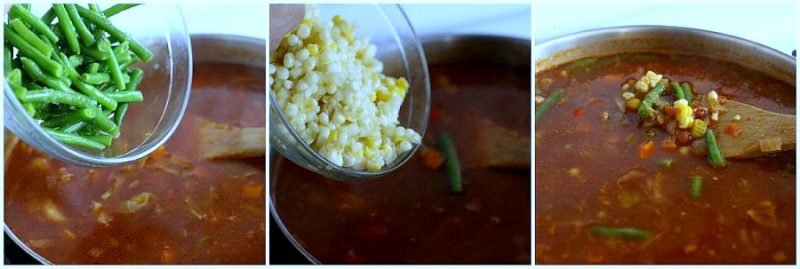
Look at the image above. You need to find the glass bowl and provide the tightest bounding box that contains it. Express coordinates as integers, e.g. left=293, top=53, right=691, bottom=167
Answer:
left=3, top=4, right=192, bottom=167
left=269, top=4, right=430, bottom=181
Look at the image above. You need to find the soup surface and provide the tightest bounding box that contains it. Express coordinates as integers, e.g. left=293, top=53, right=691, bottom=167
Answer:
left=5, top=63, right=266, bottom=264
left=535, top=53, right=795, bottom=264
left=272, top=62, right=531, bottom=264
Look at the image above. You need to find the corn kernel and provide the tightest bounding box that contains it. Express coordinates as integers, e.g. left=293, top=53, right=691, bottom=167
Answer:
left=674, top=99, right=694, bottom=128
left=691, top=119, right=707, bottom=138
left=635, top=81, right=649, bottom=93
left=626, top=98, right=641, bottom=110
left=621, top=92, right=635, bottom=100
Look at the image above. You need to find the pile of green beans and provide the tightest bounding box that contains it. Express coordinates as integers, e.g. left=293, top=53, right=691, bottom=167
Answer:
left=5, top=4, right=150, bottom=151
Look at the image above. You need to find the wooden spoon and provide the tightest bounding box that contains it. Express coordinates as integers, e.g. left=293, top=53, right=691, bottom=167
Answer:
left=714, top=100, right=795, bottom=159
left=198, top=118, right=265, bottom=159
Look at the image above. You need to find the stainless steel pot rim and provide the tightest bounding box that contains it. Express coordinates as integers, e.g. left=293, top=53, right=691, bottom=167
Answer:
left=535, top=24, right=795, bottom=64
left=269, top=33, right=531, bottom=265
left=3, top=33, right=266, bottom=265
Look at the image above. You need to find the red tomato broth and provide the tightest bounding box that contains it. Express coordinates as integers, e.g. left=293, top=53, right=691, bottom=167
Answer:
left=272, top=63, right=531, bottom=264
left=4, top=63, right=266, bottom=264
left=535, top=53, right=795, bottom=264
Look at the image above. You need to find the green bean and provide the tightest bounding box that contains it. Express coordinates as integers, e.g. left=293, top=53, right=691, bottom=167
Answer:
left=706, top=130, right=726, bottom=168
left=19, top=57, right=70, bottom=92
left=41, top=108, right=97, bottom=128
left=80, top=72, right=111, bottom=84
left=114, top=41, right=132, bottom=64
left=10, top=68, right=35, bottom=118
left=71, top=78, right=118, bottom=110
left=103, top=4, right=141, bottom=18
left=7, top=69, right=26, bottom=98
left=86, top=134, right=113, bottom=147
left=9, top=4, right=59, bottom=43
left=637, top=81, right=667, bottom=119
left=57, top=53, right=80, bottom=79
left=690, top=176, right=703, bottom=198
left=97, top=39, right=126, bottom=90
left=41, top=7, right=57, bottom=24
left=107, top=91, right=144, bottom=103
left=76, top=123, right=100, bottom=137
left=87, top=63, right=101, bottom=73
left=563, top=57, right=598, bottom=72
left=595, top=55, right=622, bottom=68
left=121, top=73, right=131, bottom=84
left=115, top=69, right=142, bottom=127
left=78, top=45, right=108, bottom=61
left=53, top=4, right=81, bottom=54
left=75, top=5, right=154, bottom=62
left=670, top=81, right=685, bottom=101
left=43, top=128, right=105, bottom=151
left=5, top=27, right=63, bottom=77
left=30, top=102, right=50, bottom=120
left=126, top=68, right=144, bottom=91
left=61, top=121, right=86, bottom=133
left=7, top=69, right=23, bottom=87
left=438, top=132, right=462, bottom=194
left=4, top=47, right=13, bottom=74
left=69, top=55, right=83, bottom=66
left=91, top=111, right=119, bottom=135
left=680, top=82, right=693, bottom=103
left=24, top=89, right=97, bottom=108
left=535, top=89, right=565, bottom=124
left=114, top=103, right=129, bottom=127
left=22, top=81, right=43, bottom=91
left=88, top=4, right=103, bottom=13
left=10, top=82, right=28, bottom=99
left=65, top=4, right=96, bottom=46
left=590, top=226, right=653, bottom=239
left=8, top=18, right=54, bottom=57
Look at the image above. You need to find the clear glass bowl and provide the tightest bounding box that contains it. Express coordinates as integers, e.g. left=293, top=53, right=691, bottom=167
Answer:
left=269, top=4, right=430, bottom=181
left=3, top=4, right=192, bottom=166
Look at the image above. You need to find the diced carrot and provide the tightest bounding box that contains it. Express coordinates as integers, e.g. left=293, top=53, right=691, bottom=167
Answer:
left=639, top=141, right=656, bottom=159
left=725, top=123, right=742, bottom=137
left=664, top=106, right=678, bottom=117
left=573, top=108, right=585, bottom=117
left=419, top=146, right=445, bottom=170
left=661, top=138, right=678, bottom=151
